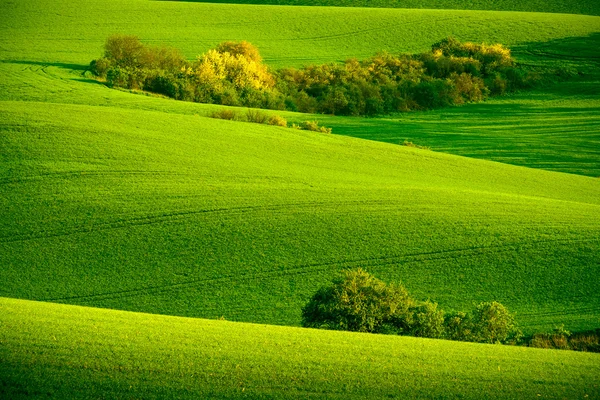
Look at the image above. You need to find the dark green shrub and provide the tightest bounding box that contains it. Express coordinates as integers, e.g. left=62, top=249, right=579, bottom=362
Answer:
left=410, top=300, right=446, bottom=338
left=89, top=57, right=112, bottom=78
left=104, top=34, right=146, bottom=68
left=246, top=109, right=269, bottom=124
left=301, top=268, right=415, bottom=333
left=469, top=301, right=522, bottom=344
left=444, top=311, right=474, bottom=342
left=209, top=109, right=238, bottom=120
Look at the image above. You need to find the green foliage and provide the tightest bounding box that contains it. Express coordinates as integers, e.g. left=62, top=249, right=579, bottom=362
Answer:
left=301, top=269, right=414, bottom=333
left=299, top=120, right=332, bottom=133
left=469, top=301, right=522, bottom=344
left=93, top=36, right=546, bottom=116
left=303, top=271, right=526, bottom=344
left=410, top=300, right=446, bottom=339
left=209, top=109, right=239, bottom=120
left=246, top=109, right=269, bottom=124
left=444, top=311, right=474, bottom=342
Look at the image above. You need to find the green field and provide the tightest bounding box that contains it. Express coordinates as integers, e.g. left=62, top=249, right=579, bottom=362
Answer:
left=2, top=98, right=600, bottom=332
left=2, top=297, right=599, bottom=399
left=1, top=0, right=600, bottom=396
left=171, top=0, right=600, bottom=16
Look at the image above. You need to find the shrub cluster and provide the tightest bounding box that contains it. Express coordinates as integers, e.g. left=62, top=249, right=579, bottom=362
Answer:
left=208, top=108, right=332, bottom=133
left=91, top=36, right=541, bottom=116
left=528, top=326, right=600, bottom=352
left=301, top=269, right=522, bottom=344
left=91, top=35, right=282, bottom=109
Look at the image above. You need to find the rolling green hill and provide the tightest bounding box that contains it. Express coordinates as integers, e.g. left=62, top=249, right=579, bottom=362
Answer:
left=1, top=0, right=599, bottom=333
left=2, top=99, right=599, bottom=333
left=2, top=297, right=599, bottom=399
left=168, top=0, right=600, bottom=17
left=2, top=0, right=599, bottom=67
left=1, top=0, right=599, bottom=176
left=2, top=0, right=600, bottom=396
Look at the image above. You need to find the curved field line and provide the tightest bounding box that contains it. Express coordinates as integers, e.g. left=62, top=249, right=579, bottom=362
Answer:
left=39, top=237, right=599, bottom=304
left=0, top=199, right=407, bottom=243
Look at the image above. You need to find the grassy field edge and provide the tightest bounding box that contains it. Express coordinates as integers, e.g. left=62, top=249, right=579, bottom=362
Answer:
left=1, top=297, right=600, bottom=399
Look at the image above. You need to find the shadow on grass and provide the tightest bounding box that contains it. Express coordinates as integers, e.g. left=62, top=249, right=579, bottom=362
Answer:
left=1, top=59, right=89, bottom=71
left=0, top=59, right=103, bottom=85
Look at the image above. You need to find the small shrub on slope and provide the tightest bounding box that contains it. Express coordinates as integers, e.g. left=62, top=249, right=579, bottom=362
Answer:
left=267, top=114, right=287, bottom=127
left=210, top=109, right=238, bottom=120
left=469, top=301, right=522, bottom=344
left=301, top=269, right=415, bottom=333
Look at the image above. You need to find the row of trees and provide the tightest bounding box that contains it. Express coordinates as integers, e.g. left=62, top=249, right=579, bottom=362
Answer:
left=91, top=36, right=539, bottom=115
left=301, top=269, right=521, bottom=344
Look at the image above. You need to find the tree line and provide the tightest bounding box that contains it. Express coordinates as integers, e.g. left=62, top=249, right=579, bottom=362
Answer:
left=90, top=35, right=542, bottom=116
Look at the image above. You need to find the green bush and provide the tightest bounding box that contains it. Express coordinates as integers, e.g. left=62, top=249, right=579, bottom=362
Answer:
left=209, top=109, right=238, bottom=120
left=410, top=301, right=445, bottom=338
left=301, top=269, right=415, bottom=333
left=300, top=120, right=332, bottom=134
left=267, top=114, right=287, bottom=127
left=93, top=36, right=547, bottom=116
left=246, top=109, right=269, bottom=124
left=444, top=311, right=474, bottom=342
left=469, top=301, right=522, bottom=344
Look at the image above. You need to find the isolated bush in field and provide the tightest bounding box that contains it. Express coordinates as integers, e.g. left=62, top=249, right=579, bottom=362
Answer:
left=410, top=300, right=446, bottom=338
left=469, top=301, right=522, bottom=344
left=267, top=114, right=287, bottom=127
left=209, top=109, right=238, bottom=120
left=246, top=109, right=269, bottom=124
left=301, top=121, right=332, bottom=134
left=301, top=268, right=415, bottom=333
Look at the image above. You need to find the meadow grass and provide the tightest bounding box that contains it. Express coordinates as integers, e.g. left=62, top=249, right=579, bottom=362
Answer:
left=1, top=0, right=599, bottom=176
left=171, top=0, right=600, bottom=17
left=2, top=100, right=599, bottom=333
left=1, top=0, right=600, bottom=68
left=2, top=297, right=600, bottom=399
left=1, top=0, right=600, bottom=395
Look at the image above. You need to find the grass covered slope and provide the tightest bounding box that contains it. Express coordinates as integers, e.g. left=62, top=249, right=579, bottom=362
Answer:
left=1, top=0, right=599, bottom=176
left=2, top=298, right=599, bottom=399
left=2, top=0, right=600, bottom=67
left=170, top=0, right=600, bottom=17
left=1, top=100, right=599, bottom=332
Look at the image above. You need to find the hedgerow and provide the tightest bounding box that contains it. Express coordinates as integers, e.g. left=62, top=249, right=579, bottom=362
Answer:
left=91, top=36, right=545, bottom=116
left=302, top=269, right=598, bottom=350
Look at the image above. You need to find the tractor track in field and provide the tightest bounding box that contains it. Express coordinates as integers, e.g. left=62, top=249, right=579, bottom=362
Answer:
left=519, top=305, right=600, bottom=318
left=0, top=199, right=415, bottom=243
left=39, top=237, right=599, bottom=305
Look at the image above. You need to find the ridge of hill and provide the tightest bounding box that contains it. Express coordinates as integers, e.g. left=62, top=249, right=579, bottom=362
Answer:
left=166, top=0, right=600, bottom=17
left=2, top=99, right=599, bottom=332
